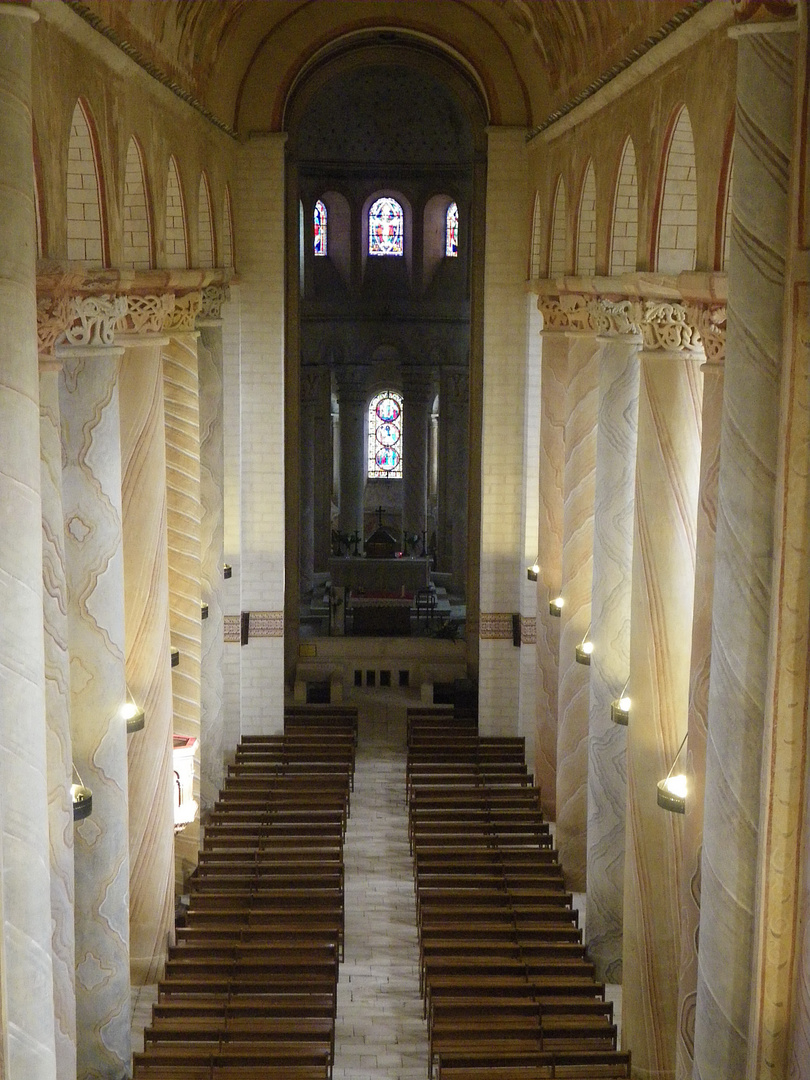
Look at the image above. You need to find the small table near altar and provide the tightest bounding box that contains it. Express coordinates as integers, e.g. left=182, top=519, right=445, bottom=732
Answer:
left=328, top=557, right=430, bottom=594
left=348, top=592, right=413, bottom=636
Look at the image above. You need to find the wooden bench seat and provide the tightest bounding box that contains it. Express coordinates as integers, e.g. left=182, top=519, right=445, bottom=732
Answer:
left=133, top=1064, right=329, bottom=1080
left=201, top=824, right=345, bottom=848
left=133, top=1042, right=332, bottom=1074
left=152, top=992, right=337, bottom=1018
left=433, top=1048, right=632, bottom=1079
left=144, top=1015, right=334, bottom=1054
left=175, top=924, right=341, bottom=951
left=188, top=867, right=344, bottom=892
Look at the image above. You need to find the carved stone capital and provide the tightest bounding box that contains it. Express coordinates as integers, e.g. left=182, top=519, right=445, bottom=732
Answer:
left=538, top=293, right=596, bottom=332
left=685, top=303, right=727, bottom=364
left=37, top=294, right=72, bottom=357
left=116, top=293, right=176, bottom=337
left=445, top=369, right=469, bottom=405
left=639, top=300, right=703, bottom=354
left=163, top=292, right=202, bottom=332
left=589, top=298, right=642, bottom=338
left=301, top=368, right=322, bottom=405
left=56, top=294, right=128, bottom=349
left=197, top=284, right=230, bottom=324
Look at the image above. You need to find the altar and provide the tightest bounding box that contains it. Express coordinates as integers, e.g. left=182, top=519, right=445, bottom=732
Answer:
left=328, top=557, right=430, bottom=595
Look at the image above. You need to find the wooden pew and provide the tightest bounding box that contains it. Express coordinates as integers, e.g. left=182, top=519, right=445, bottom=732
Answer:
left=433, top=1048, right=632, bottom=1078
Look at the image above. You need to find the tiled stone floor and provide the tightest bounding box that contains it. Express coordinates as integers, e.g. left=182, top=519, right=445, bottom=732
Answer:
left=131, top=687, right=621, bottom=1072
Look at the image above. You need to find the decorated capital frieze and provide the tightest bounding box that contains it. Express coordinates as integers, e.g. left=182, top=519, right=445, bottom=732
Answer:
left=115, top=293, right=175, bottom=337
left=685, top=303, right=727, bottom=364
left=55, top=294, right=128, bottom=350
left=37, top=294, right=72, bottom=357
left=197, top=284, right=230, bottom=324
left=538, top=293, right=598, bottom=332
left=588, top=298, right=643, bottom=338
left=163, top=291, right=202, bottom=332
left=638, top=300, right=703, bottom=354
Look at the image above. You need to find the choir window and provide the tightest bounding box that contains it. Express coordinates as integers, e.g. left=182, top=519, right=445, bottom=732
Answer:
left=368, top=197, right=403, bottom=256
left=368, top=391, right=403, bottom=478
left=314, top=199, right=327, bottom=256
left=445, top=201, right=458, bottom=257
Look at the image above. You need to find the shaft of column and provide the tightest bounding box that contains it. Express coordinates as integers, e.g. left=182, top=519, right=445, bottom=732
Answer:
left=555, top=333, right=599, bottom=892
left=402, top=371, right=433, bottom=540
left=40, top=361, right=77, bottom=1080
left=622, top=341, right=702, bottom=1080
left=60, top=343, right=132, bottom=1077
left=163, top=333, right=203, bottom=888
left=0, top=7, right=58, bottom=1079
left=694, top=23, right=796, bottom=1080
left=120, top=341, right=175, bottom=987
left=586, top=329, right=640, bottom=984
left=336, top=367, right=368, bottom=541
left=300, top=370, right=318, bottom=596
left=675, top=345, right=724, bottom=1080
left=535, top=328, right=568, bottom=821
left=438, top=368, right=468, bottom=593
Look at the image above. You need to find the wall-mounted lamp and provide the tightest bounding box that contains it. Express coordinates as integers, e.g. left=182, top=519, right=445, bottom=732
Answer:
left=575, top=626, right=593, bottom=666
left=120, top=688, right=145, bottom=734
left=71, top=765, right=92, bottom=821
left=611, top=680, right=631, bottom=726
left=223, top=564, right=232, bottom=579
left=171, top=647, right=180, bottom=668
left=549, top=596, right=564, bottom=617
left=657, top=732, right=688, bottom=813
left=527, top=559, right=539, bottom=582
left=201, top=603, right=209, bottom=620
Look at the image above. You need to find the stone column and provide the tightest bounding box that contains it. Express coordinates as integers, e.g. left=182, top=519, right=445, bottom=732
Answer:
left=0, top=8, right=59, bottom=1078
left=39, top=352, right=76, bottom=1080
left=300, top=367, right=319, bottom=596
left=622, top=303, right=703, bottom=1080
left=438, top=367, right=469, bottom=593
left=402, top=367, right=433, bottom=541
left=535, top=310, right=568, bottom=821
left=336, top=365, right=368, bottom=541
left=555, top=323, right=599, bottom=891
left=58, top=295, right=132, bottom=1078
left=694, top=19, right=797, bottom=1080
left=197, top=293, right=227, bottom=814
left=585, top=302, right=642, bottom=984
left=675, top=310, right=725, bottom=1080
left=163, top=320, right=203, bottom=887
left=117, top=298, right=176, bottom=989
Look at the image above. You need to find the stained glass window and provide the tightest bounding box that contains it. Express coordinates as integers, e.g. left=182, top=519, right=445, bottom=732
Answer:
left=368, top=197, right=403, bottom=256
left=368, top=390, right=403, bottom=478
left=445, top=202, right=459, bottom=257
left=314, top=199, right=327, bottom=256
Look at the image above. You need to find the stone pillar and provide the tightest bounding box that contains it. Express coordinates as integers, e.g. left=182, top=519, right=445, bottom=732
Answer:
left=197, top=296, right=227, bottom=814
left=585, top=303, right=642, bottom=984
left=438, top=367, right=469, bottom=593
left=622, top=303, right=703, bottom=1080
left=336, top=365, right=368, bottom=541
left=300, top=367, right=319, bottom=596
left=118, top=305, right=175, bottom=988
left=694, top=19, right=797, bottom=1080
left=39, top=354, right=76, bottom=1080
left=402, top=367, right=433, bottom=540
left=675, top=310, right=725, bottom=1079
left=58, top=295, right=132, bottom=1078
left=535, top=313, right=568, bottom=821
left=163, top=323, right=202, bottom=887
left=555, top=327, right=599, bottom=892
left=0, top=8, right=59, bottom=1078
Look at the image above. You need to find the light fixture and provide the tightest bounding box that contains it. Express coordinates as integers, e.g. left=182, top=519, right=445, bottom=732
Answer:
left=611, top=680, right=631, bottom=726
left=120, top=689, right=145, bottom=734
left=575, top=626, right=593, bottom=666
left=71, top=765, right=92, bottom=821
left=527, top=559, right=539, bottom=582
left=657, top=732, right=688, bottom=813
left=201, top=603, right=209, bottom=620
left=223, top=564, right=232, bottom=579
left=549, top=595, right=564, bottom=617
left=171, top=647, right=180, bottom=668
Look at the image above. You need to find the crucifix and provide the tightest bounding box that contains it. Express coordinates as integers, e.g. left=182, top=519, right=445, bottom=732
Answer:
left=375, top=505, right=386, bottom=527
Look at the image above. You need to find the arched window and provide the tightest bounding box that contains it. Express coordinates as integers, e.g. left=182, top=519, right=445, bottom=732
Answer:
left=445, top=202, right=458, bottom=257
left=368, top=391, right=403, bottom=478
left=314, top=199, right=327, bottom=256
left=368, top=197, right=403, bottom=256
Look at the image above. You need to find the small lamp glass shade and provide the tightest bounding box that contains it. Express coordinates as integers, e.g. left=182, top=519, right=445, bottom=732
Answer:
left=657, top=732, right=688, bottom=813
left=549, top=596, right=564, bottom=617
left=71, top=765, right=92, bottom=821
left=611, top=695, right=630, bottom=725
left=120, top=695, right=145, bottom=734
left=575, top=633, right=593, bottom=666
left=527, top=560, right=539, bottom=582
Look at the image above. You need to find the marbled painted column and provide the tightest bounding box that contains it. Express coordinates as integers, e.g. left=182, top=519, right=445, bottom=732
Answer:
left=39, top=358, right=76, bottom=1080
left=198, top=314, right=226, bottom=814
left=622, top=305, right=703, bottom=1080
left=336, top=366, right=369, bottom=540
left=556, top=331, right=599, bottom=891
left=119, top=331, right=175, bottom=988
left=438, top=367, right=469, bottom=593
left=402, top=368, right=433, bottom=540
left=58, top=297, right=132, bottom=1077
left=585, top=307, right=642, bottom=984
left=675, top=314, right=725, bottom=1080
left=535, top=317, right=568, bottom=820
left=694, top=22, right=797, bottom=1080
left=163, top=330, right=202, bottom=887
left=0, top=8, right=58, bottom=1079
left=300, top=367, right=319, bottom=596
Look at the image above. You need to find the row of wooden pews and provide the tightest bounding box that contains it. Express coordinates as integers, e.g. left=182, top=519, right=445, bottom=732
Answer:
left=407, top=707, right=631, bottom=1080
left=132, top=705, right=358, bottom=1080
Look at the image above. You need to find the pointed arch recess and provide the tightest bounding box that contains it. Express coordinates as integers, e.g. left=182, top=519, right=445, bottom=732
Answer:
left=530, top=192, right=543, bottom=279
left=548, top=176, right=567, bottom=278
left=222, top=186, right=234, bottom=268
left=197, top=172, right=215, bottom=269
left=609, top=137, right=638, bottom=275
left=654, top=106, right=697, bottom=275
left=66, top=98, right=108, bottom=267
left=576, top=160, right=597, bottom=275
left=123, top=137, right=153, bottom=270
left=165, top=156, right=189, bottom=269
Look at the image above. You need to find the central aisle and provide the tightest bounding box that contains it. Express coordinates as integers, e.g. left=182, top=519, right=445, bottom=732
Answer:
left=333, top=690, right=429, bottom=1080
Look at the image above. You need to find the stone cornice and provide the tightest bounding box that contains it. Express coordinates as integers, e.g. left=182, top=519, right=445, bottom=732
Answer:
left=529, top=271, right=727, bottom=305
left=36, top=262, right=235, bottom=297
